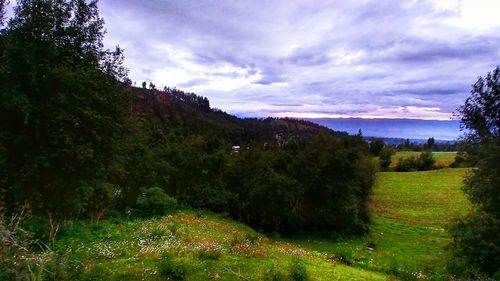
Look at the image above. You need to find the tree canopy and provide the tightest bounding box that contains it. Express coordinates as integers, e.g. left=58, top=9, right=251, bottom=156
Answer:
left=0, top=0, right=130, bottom=218
left=449, top=66, right=500, bottom=278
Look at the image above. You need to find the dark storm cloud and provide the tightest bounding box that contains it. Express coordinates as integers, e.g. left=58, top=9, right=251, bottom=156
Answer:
left=99, top=0, right=500, bottom=120
left=365, top=36, right=500, bottom=64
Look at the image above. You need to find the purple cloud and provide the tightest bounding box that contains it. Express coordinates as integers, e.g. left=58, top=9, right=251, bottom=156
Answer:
left=98, top=0, right=500, bottom=120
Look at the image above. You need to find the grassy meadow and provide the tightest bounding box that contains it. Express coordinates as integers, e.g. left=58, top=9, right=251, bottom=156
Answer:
left=51, top=210, right=387, bottom=280
left=287, top=168, right=470, bottom=279
left=373, top=168, right=469, bottom=227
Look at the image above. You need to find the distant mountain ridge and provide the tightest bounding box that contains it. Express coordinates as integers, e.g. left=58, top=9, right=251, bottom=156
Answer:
left=306, top=118, right=461, bottom=141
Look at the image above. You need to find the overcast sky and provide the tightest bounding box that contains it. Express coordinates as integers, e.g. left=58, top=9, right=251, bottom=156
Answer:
left=99, top=0, right=500, bottom=120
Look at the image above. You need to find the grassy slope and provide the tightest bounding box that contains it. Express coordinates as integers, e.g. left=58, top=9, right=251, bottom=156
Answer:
left=287, top=168, right=470, bottom=279
left=57, top=210, right=387, bottom=280
left=53, top=167, right=468, bottom=280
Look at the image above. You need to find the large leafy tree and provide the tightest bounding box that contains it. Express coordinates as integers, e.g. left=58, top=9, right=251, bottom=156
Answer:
left=0, top=0, right=130, bottom=218
left=449, top=66, right=500, bottom=278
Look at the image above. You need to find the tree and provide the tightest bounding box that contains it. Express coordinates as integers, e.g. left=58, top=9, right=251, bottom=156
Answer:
left=369, top=139, right=385, bottom=156
left=448, top=66, right=500, bottom=278
left=426, top=137, right=435, bottom=150
left=0, top=0, right=130, bottom=218
left=378, top=146, right=395, bottom=171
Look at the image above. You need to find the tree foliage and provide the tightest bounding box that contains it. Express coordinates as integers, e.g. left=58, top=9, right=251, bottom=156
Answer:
left=449, top=66, right=500, bottom=278
left=369, top=139, right=385, bottom=156
left=0, top=0, right=130, bottom=218
left=458, top=67, right=500, bottom=144
left=378, top=146, right=395, bottom=171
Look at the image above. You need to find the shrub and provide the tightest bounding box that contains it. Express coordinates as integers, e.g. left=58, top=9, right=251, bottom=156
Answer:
left=0, top=211, right=54, bottom=281
left=158, top=255, right=187, bottom=280
left=450, top=152, right=469, bottom=168
left=448, top=212, right=500, bottom=278
left=245, top=232, right=260, bottom=245
left=290, top=259, right=308, bottom=281
left=395, top=151, right=436, bottom=172
left=416, top=151, right=435, bottom=171
left=331, top=247, right=355, bottom=265
left=379, top=147, right=395, bottom=171
left=395, top=156, right=417, bottom=172
left=135, top=187, right=177, bottom=217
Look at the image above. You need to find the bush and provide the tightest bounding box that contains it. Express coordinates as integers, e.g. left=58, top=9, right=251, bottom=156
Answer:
left=395, top=156, right=417, bottom=172
left=395, top=151, right=436, bottom=172
left=0, top=211, right=54, bottom=281
left=136, top=187, right=177, bottom=217
left=290, top=259, right=308, bottom=281
left=158, top=255, right=187, bottom=280
left=379, top=147, right=395, bottom=171
left=416, top=151, right=435, bottom=171
left=448, top=212, right=500, bottom=278
left=450, top=152, right=469, bottom=168
left=330, top=247, right=355, bottom=265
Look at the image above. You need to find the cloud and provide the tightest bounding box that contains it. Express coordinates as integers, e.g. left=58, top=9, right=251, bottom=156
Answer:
left=98, top=0, right=500, bottom=120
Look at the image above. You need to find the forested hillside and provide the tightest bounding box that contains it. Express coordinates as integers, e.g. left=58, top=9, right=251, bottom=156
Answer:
left=0, top=0, right=373, bottom=237
left=130, top=85, right=347, bottom=144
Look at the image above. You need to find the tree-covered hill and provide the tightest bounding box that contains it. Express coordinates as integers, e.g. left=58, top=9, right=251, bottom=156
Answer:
left=0, top=0, right=374, bottom=237
left=129, top=85, right=347, bottom=145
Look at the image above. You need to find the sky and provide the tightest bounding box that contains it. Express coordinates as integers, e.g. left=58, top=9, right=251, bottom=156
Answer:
left=97, top=0, right=500, bottom=120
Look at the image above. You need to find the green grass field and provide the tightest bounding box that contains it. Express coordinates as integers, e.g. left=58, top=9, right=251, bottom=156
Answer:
left=42, top=167, right=469, bottom=280
left=391, top=151, right=457, bottom=168
left=374, top=168, right=470, bottom=227
left=287, top=168, right=470, bottom=279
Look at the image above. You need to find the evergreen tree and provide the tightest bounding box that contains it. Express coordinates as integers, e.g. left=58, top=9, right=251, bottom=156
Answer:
left=426, top=137, right=435, bottom=150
